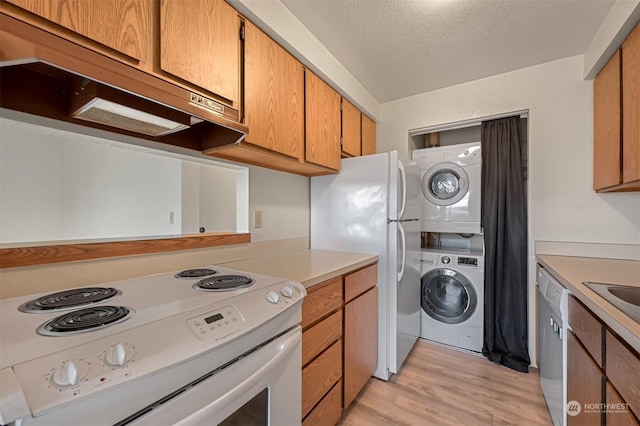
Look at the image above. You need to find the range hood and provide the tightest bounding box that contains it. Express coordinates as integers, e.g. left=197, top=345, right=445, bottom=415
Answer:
left=0, top=14, right=247, bottom=150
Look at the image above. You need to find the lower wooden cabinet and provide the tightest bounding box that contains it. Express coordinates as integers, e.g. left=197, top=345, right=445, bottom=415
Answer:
left=606, top=381, right=640, bottom=426
left=568, top=295, right=640, bottom=425
left=606, top=331, right=640, bottom=421
left=302, top=339, right=342, bottom=418
left=344, top=286, right=377, bottom=408
left=300, top=262, right=378, bottom=425
left=302, top=381, right=343, bottom=426
left=567, top=330, right=604, bottom=426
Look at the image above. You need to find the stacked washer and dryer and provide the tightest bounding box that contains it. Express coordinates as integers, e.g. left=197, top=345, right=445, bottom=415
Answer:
left=412, top=142, right=485, bottom=353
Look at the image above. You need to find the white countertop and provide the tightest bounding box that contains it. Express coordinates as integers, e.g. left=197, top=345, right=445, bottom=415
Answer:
left=222, top=249, right=378, bottom=288
left=536, top=254, right=640, bottom=353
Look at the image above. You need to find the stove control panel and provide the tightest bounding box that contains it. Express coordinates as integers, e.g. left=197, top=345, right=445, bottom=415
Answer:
left=10, top=279, right=305, bottom=418
left=186, top=306, right=244, bottom=341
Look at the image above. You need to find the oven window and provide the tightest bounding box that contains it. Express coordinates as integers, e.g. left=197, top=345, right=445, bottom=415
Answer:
left=219, top=388, right=268, bottom=426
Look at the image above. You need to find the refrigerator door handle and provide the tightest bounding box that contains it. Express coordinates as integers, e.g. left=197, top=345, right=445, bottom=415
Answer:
left=398, top=221, right=406, bottom=282
left=398, top=160, right=407, bottom=220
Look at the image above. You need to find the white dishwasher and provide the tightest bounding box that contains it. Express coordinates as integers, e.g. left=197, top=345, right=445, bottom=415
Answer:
left=537, top=266, right=571, bottom=426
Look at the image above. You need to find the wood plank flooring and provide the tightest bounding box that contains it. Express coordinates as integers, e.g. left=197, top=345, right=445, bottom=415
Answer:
left=338, top=339, right=552, bottom=426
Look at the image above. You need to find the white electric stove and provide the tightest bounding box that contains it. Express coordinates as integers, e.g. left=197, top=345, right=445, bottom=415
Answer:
left=0, top=265, right=305, bottom=426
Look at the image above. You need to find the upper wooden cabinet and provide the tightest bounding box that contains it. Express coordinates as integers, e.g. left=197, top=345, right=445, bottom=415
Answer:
left=3, top=0, right=152, bottom=61
left=2, top=0, right=241, bottom=117
left=341, top=98, right=361, bottom=157
left=342, top=99, right=377, bottom=158
left=593, top=22, right=640, bottom=192
left=306, top=71, right=341, bottom=171
left=244, top=20, right=304, bottom=161
left=160, top=0, right=241, bottom=108
left=593, top=50, right=621, bottom=190
left=204, top=22, right=337, bottom=176
left=622, top=22, right=640, bottom=186
left=362, top=114, right=377, bottom=156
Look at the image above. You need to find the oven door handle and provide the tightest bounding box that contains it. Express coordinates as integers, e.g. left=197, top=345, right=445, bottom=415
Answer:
left=175, top=329, right=301, bottom=426
left=127, top=327, right=302, bottom=426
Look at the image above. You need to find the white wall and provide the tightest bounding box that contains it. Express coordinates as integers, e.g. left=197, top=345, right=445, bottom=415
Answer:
left=248, top=166, right=310, bottom=243
left=0, top=118, right=182, bottom=242
left=378, top=54, right=640, bottom=363
left=0, top=122, right=62, bottom=242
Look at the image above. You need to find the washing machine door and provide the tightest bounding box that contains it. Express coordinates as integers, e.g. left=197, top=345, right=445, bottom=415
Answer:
left=421, top=268, right=477, bottom=324
left=421, top=163, right=469, bottom=206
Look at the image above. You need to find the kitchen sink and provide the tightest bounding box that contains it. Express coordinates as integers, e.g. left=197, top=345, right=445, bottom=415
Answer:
left=583, top=282, right=640, bottom=323
left=607, top=286, right=640, bottom=306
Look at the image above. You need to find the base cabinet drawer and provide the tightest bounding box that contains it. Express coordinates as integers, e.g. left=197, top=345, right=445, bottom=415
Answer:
left=302, top=339, right=342, bottom=418
left=301, top=277, right=342, bottom=328
left=303, top=380, right=343, bottom=426
left=569, top=296, right=604, bottom=367
left=302, top=310, right=342, bottom=366
left=344, top=263, right=377, bottom=303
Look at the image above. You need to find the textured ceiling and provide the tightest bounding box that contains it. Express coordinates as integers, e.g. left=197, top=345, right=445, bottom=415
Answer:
left=280, top=0, right=615, bottom=103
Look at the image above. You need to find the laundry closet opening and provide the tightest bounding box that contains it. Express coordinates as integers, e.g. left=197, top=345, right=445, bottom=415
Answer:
left=409, top=114, right=528, bottom=355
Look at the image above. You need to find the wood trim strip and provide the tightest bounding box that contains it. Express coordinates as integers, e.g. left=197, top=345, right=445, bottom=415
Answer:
left=595, top=179, right=640, bottom=192
left=0, top=233, right=251, bottom=269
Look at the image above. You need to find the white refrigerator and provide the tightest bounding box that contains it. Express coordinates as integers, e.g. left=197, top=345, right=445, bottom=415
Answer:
left=311, top=151, right=421, bottom=380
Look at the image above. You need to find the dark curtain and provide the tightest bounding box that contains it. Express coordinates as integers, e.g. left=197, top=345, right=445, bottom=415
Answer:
left=481, top=116, right=530, bottom=373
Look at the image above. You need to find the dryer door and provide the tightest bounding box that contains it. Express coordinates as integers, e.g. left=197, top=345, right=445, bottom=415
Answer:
left=421, top=163, right=469, bottom=206
left=421, top=268, right=477, bottom=324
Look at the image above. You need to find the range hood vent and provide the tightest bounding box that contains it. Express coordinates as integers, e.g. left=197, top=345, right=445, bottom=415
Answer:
left=73, top=97, right=190, bottom=137
left=0, top=14, right=247, bottom=151
left=70, top=81, right=193, bottom=137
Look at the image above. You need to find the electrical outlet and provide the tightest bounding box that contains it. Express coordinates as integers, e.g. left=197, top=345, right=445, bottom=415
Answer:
left=169, top=211, right=175, bottom=225
left=254, top=210, right=263, bottom=229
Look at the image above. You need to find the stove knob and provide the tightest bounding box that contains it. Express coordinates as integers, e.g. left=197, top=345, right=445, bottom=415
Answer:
left=52, top=360, right=79, bottom=387
left=266, top=291, right=280, bottom=304
left=105, top=343, right=130, bottom=367
left=280, top=286, right=294, bottom=298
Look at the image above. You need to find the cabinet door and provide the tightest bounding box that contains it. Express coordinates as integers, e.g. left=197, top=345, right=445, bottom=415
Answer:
left=305, top=71, right=341, bottom=170
left=567, top=331, right=604, bottom=426
left=160, top=0, right=240, bottom=106
left=606, top=382, right=639, bottom=426
left=5, top=0, right=151, bottom=61
left=593, top=49, right=622, bottom=190
left=606, top=331, right=640, bottom=420
left=361, top=114, right=376, bottom=156
left=622, top=22, right=640, bottom=184
left=341, top=98, right=361, bottom=157
left=344, top=287, right=378, bottom=408
left=244, top=21, right=304, bottom=160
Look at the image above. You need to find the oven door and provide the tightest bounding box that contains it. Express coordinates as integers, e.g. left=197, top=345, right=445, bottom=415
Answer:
left=121, top=326, right=302, bottom=426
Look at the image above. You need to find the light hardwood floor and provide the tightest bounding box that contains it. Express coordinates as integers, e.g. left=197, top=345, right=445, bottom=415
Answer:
left=339, top=339, right=552, bottom=426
